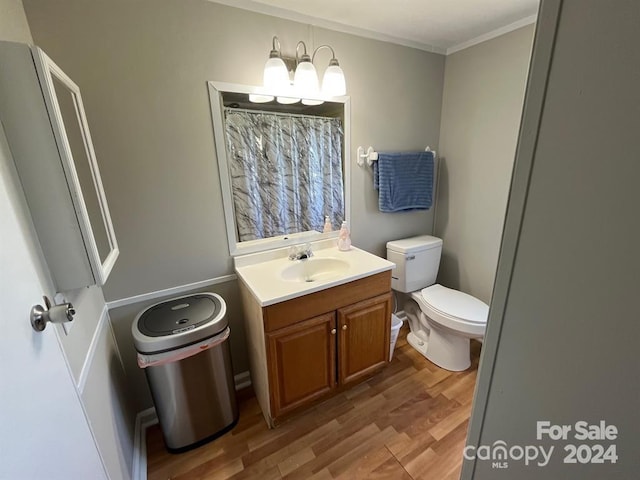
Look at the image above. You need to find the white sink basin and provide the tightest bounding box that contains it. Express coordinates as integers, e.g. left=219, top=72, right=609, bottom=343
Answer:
left=234, top=239, right=395, bottom=306
left=280, top=257, right=350, bottom=283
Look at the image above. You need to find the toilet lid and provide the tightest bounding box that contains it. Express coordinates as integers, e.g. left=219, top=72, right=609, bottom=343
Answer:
left=420, top=284, right=488, bottom=324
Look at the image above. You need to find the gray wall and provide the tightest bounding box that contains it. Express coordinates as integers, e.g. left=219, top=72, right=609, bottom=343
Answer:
left=0, top=0, right=31, bottom=40
left=22, top=0, right=445, bottom=414
left=466, top=0, right=640, bottom=478
left=23, top=0, right=444, bottom=303
left=437, top=25, right=534, bottom=303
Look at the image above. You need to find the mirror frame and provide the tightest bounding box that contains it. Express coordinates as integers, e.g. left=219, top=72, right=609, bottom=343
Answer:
left=33, top=47, right=119, bottom=285
left=208, top=81, right=351, bottom=256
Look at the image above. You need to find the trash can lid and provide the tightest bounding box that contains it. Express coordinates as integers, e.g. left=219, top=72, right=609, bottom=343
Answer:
left=132, top=292, right=227, bottom=354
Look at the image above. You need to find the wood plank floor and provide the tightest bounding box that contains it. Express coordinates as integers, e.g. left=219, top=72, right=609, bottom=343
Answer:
left=147, top=325, right=482, bottom=480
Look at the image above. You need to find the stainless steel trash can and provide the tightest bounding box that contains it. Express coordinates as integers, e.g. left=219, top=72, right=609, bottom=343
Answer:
left=132, top=292, right=238, bottom=452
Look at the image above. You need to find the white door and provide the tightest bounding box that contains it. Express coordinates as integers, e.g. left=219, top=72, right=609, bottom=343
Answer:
left=0, top=129, right=107, bottom=479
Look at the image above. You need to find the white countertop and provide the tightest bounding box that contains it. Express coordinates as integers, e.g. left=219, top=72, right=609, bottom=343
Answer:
left=234, top=240, right=395, bottom=306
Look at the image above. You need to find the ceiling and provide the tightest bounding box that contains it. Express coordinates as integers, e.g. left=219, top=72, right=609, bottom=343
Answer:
left=210, top=0, right=539, bottom=54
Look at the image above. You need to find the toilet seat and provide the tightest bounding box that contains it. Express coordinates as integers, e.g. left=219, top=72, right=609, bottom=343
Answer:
left=420, top=284, right=488, bottom=325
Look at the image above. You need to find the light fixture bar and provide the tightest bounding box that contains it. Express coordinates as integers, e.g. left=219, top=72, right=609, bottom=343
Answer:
left=260, top=36, right=346, bottom=102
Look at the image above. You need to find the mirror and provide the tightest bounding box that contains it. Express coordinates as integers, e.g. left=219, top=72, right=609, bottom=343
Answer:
left=51, top=77, right=112, bottom=263
left=36, top=49, right=119, bottom=284
left=208, top=82, right=351, bottom=256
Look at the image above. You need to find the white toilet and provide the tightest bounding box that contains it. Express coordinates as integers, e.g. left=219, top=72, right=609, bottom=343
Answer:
left=386, top=235, right=488, bottom=371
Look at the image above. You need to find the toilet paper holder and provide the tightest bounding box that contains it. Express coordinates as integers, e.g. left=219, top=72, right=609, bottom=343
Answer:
left=30, top=295, right=75, bottom=332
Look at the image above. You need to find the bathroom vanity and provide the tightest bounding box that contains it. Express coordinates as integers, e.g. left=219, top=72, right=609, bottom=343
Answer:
left=235, top=240, right=395, bottom=426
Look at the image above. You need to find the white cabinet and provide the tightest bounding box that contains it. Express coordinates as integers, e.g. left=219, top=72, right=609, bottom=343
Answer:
left=0, top=41, right=118, bottom=291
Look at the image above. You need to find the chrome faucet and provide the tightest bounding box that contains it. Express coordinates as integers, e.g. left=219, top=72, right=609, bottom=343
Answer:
left=288, top=243, right=314, bottom=261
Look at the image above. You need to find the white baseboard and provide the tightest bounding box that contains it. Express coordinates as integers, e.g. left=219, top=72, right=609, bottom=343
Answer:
left=132, top=407, right=158, bottom=480
left=234, top=370, right=251, bottom=390
left=131, top=371, right=251, bottom=480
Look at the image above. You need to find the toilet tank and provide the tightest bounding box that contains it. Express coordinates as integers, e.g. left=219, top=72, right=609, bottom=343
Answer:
left=386, top=235, right=443, bottom=293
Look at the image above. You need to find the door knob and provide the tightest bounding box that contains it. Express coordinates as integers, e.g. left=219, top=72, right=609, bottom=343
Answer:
left=30, top=296, right=75, bottom=332
left=342, top=324, right=347, bottom=330
left=331, top=328, right=336, bottom=335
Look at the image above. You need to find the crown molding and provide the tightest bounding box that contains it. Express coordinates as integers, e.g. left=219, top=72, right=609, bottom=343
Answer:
left=446, top=14, right=537, bottom=55
left=208, top=0, right=447, bottom=55
left=208, top=1, right=536, bottom=56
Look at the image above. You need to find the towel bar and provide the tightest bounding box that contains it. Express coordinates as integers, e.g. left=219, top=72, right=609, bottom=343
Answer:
left=356, top=146, right=436, bottom=167
left=356, top=146, right=378, bottom=166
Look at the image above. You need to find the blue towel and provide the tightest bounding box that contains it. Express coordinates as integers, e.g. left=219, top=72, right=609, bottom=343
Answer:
left=373, top=151, right=434, bottom=212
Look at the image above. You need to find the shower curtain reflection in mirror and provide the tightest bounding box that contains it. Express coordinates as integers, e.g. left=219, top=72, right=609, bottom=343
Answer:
left=224, top=109, right=344, bottom=242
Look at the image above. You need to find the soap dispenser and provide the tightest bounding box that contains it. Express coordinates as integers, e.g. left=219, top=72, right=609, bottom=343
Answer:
left=323, top=216, right=332, bottom=233
left=337, top=221, right=351, bottom=251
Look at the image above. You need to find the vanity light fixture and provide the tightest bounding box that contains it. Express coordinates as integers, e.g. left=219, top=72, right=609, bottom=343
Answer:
left=294, top=41, right=320, bottom=99
left=263, top=36, right=288, bottom=91
left=276, top=95, right=300, bottom=105
left=316, top=45, right=347, bottom=97
left=260, top=36, right=299, bottom=104
left=248, top=93, right=275, bottom=103
left=255, top=36, right=346, bottom=105
left=296, top=42, right=346, bottom=105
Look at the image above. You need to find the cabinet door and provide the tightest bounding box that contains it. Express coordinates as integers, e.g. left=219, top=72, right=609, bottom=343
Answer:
left=267, top=312, right=336, bottom=418
left=34, top=47, right=119, bottom=287
left=0, top=43, right=118, bottom=291
left=338, top=293, right=391, bottom=386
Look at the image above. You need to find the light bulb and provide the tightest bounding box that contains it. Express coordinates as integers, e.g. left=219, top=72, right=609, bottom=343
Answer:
left=249, top=94, right=274, bottom=103
left=277, top=96, right=300, bottom=104
left=294, top=60, right=320, bottom=98
left=322, top=63, right=346, bottom=96
left=263, top=56, right=289, bottom=90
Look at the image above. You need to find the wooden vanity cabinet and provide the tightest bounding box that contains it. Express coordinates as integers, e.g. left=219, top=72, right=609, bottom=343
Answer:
left=338, top=294, right=391, bottom=386
left=266, top=312, right=337, bottom=418
left=241, top=271, right=392, bottom=425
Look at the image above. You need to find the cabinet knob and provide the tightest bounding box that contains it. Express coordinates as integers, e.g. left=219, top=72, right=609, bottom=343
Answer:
left=331, top=328, right=336, bottom=335
left=342, top=324, right=347, bottom=330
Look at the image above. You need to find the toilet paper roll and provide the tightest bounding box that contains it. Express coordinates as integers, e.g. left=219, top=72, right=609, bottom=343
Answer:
left=48, top=303, right=75, bottom=324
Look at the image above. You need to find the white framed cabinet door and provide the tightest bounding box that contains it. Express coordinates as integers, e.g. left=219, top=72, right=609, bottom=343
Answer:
left=0, top=41, right=119, bottom=293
